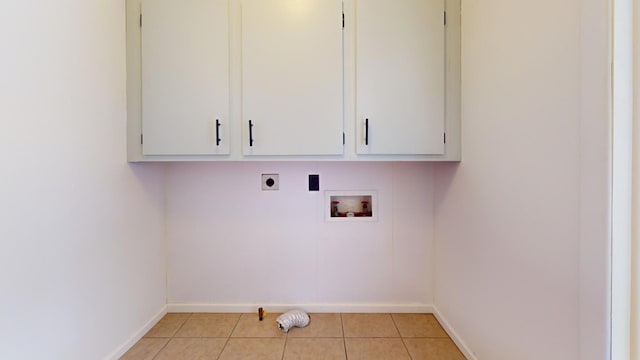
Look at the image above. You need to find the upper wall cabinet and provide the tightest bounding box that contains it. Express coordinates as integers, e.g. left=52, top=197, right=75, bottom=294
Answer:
left=140, top=0, right=230, bottom=155
left=241, top=0, right=344, bottom=156
left=355, top=0, right=445, bottom=155
left=126, top=0, right=461, bottom=161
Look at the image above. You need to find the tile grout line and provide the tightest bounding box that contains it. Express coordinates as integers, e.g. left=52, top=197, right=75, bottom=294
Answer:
left=225, top=313, right=244, bottom=359
left=149, top=338, right=170, bottom=360
left=281, top=326, right=288, bottom=360
left=173, top=312, right=193, bottom=337
left=280, top=313, right=289, bottom=360
left=151, top=312, right=193, bottom=360
left=390, top=313, right=414, bottom=360
left=215, top=313, right=243, bottom=360
left=340, top=313, right=348, bottom=360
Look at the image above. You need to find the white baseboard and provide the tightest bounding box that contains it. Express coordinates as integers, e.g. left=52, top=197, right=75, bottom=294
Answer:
left=106, top=305, right=167, bottom=360
left=167, top=303, right=434, bottom=314
left=432, top=306, right=477, bottom=360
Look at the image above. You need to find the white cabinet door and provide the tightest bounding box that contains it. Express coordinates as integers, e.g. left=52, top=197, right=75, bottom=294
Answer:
left=356, top=0, right=445, bottom=155
left=141, top=0, right=229, bottom=155
left=241, top=0, right=344, bottom=156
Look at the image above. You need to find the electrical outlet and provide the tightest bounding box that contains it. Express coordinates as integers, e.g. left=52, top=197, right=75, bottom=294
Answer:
left=261, top=174, right=279, bottom=190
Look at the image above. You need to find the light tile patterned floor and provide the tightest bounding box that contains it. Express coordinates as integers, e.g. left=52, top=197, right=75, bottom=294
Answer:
left=120, top=313, right=466, bottom=360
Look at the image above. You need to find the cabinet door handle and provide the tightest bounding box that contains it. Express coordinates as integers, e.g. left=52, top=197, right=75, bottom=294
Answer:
left=215, top=119, right=221, bottom=146
left=249, top=120, right=254, bottom=147
left=365, top=118, right=369, bottom=146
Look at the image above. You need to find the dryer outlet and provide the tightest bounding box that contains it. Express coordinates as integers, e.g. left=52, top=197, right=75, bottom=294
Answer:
left=261, top=174, right=279, bottom=191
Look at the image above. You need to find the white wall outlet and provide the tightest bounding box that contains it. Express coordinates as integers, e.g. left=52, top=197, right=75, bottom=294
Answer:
left=261, top=174, right=279, bottom=190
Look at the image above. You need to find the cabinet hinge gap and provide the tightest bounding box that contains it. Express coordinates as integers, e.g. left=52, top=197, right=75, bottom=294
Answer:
left=444, top=11, right=446, bottom=26
left=443, top=132, right=446, bottom=144
left=342, top=12, right=345, bottom=29
left=140, top=13, right=142, bottom=27
left=343, top=132, right=345, bottom=145
left=141, top=134, right=143, bottom=145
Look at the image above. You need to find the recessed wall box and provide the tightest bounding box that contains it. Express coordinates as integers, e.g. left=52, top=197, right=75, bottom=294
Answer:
left=325, top=190, right=377, bottom=222
left=309, top=174, right=320, bottom=191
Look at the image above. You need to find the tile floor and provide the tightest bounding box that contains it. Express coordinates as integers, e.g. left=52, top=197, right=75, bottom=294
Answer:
left=120, top=312, right=466, bottom=360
